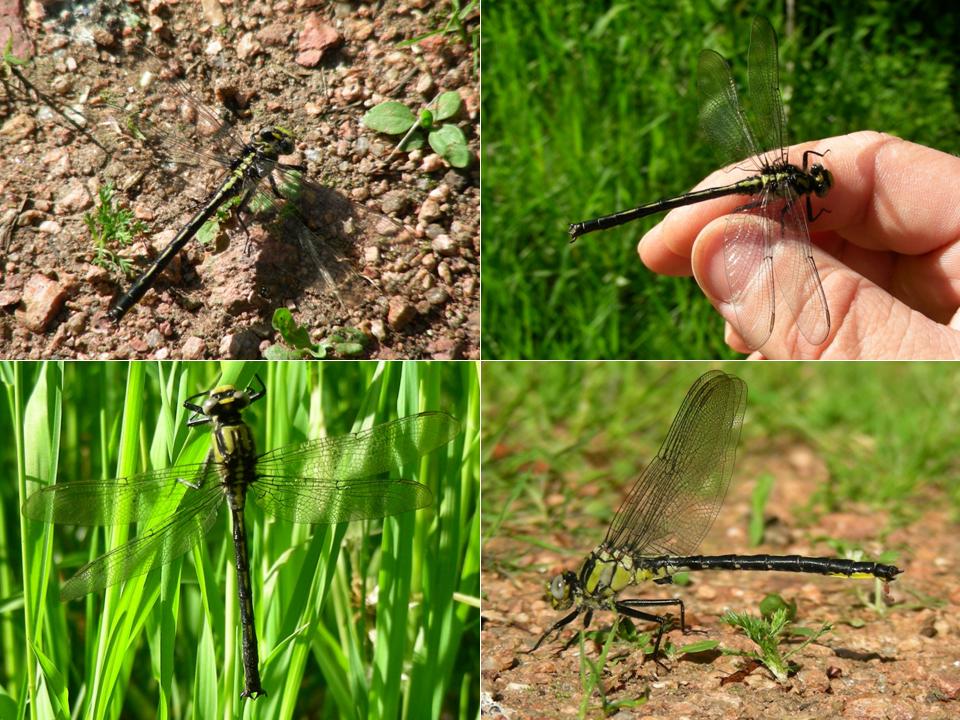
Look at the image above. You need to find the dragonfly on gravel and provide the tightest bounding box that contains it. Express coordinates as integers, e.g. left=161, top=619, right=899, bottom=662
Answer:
left=97, top=50, right=400, bottom=323
left=531, top=371, right=900, bottom=663
left=23, top=374, right=460, bottom=699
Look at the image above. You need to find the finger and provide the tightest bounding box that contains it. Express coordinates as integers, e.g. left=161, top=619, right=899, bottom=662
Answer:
left=692, top=218, right=960, bottom=359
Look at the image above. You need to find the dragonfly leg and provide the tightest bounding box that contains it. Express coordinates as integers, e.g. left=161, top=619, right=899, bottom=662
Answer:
left=732, top=197, right=766, bottom=214
left=614, top=603, right=673, bottom=670
left=245, top=374, right=266, bottom=403
left=617, top=597, right=686, bottom=631
left=805, top=192, right=830, bottom=223
left=801, top=148, right=830, bottom=168
left=176, top=453, right=213, bottom=489
left=235, top=186, right=259, bottom=252
left=268, top=163, right=308, bottom=200
left=527, top=607, right=582, bottom=653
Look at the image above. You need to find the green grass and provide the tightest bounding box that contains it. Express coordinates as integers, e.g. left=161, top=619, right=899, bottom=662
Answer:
left=2, top=361, right=479, bottom=719
left=481, top=2, right=960, bottom=358
left=482, top=362, right=958, bottom=551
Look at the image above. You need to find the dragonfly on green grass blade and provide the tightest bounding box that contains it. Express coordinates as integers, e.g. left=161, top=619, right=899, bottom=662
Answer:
left=23, top=375, right=460, bottom=699
left=531, top=370, right=900, bottom=663
left=569, top=18, right=831, bottom=350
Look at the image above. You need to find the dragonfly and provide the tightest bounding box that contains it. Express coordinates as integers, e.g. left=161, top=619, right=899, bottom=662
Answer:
left=569, top=17, right=832, bottom=350
left=531, top=370, right=900, bottom=662
left=99, top=52, right=392, bottom=322
left=23, top=375, right=460, bottom=699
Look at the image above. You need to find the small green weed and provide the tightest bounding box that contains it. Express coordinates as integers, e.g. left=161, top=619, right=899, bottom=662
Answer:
left=578, top=619, right=650, bottom=717
left=265, top=308, right=368, bottom=359
left=749, top=473, right=775, bottom=546
left=400, top=0, right=479, bottom=74
left=721, top=597, right=831, bottom=682
left=363, top=91, right=470, bottom=168
left=84, top=182, right=148, bottom=275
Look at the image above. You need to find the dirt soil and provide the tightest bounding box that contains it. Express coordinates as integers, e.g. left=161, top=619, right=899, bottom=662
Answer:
left=482, top=439, right=960, bottom=719
left=0, top=0, right=479, bottom=359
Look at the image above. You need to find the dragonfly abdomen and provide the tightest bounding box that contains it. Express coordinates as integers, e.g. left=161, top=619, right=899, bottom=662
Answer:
left=107, top=160, right=252, bottom=321
left=646, top=554, right=902, bottom=581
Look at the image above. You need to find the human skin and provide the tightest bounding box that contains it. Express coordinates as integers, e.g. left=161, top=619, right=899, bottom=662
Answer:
left=638, top=131, right=960, bottom=359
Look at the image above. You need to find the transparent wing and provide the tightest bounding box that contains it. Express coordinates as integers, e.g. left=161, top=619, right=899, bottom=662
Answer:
left=23, top=462, right=221, bottom=525
left=770, top=190, right=831, bottom=345
left=603, top=371, right=747, bottom=557
left=746, top=16, right=788, bottom=164
left=722, top=189, right=776, bottom=350
left=96, top=53, right=247, bottom=171
left=245, top=166, right=390, bottom=299
left=698, top=48, right=761, bottom=170
left=251, top=411, right=460, bottom=523
left=58, top=484, right=223, bottom=601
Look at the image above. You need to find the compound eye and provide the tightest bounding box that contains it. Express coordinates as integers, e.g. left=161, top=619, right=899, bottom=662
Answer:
left=548, top=574, right=566, bottom=601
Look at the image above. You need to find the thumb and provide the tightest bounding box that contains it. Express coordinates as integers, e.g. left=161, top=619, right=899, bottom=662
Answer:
left=691, top=218, right=960, bottom=359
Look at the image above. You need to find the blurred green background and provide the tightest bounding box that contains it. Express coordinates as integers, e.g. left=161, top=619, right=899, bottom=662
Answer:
left=481, top=1, right=960, bottom=359
left=482, top=362, right=959, bottom=559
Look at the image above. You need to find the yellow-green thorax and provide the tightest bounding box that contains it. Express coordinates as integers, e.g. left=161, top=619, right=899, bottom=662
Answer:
left=191, top=383, right=260, bottom=507
left=546, top=545, right=676, bottom=612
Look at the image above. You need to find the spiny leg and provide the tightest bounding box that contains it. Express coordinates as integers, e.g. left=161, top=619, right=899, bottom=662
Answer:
left=616, top=598, right=688, bottom=670
left=527, top=608, right=581, bottom=653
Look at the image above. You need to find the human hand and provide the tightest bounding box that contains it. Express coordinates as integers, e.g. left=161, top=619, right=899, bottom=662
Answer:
left=638, top=131, right=960, bottom=359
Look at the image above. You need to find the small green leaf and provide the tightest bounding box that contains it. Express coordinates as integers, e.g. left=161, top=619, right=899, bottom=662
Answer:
left=195, top=218, right=222, bottom=246
left=362, top=102, right=417, bottom=135
left=271, top=308, right=313, bottom=350
left=759, top=594, right=796, bottom=621
left=262, top=344, right=302, bottom=360
left=678, top=640, right=720, bottom=654
left=2, top=36, right=29, bottom=66
left=434, top=91, right=462, bottom=121
left=333, top=342, right=365, bottom=357
left=398, top=133, right=425, bottom=151
left=428, top=124, right=470, bottom=168
left=419, top=109, right=434, bottom=129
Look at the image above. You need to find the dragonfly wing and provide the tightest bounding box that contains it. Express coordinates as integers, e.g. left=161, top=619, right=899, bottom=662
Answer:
left=253, top=412, right=460, bottom=481
left=23, top=462, right=219, bottom=525
left=94, top=54, right=248, bottom=181
left=264, top=168, right=408, bottom=297
left=59, top=483, right=223, bottom=602
left=698, top=48, right=760, bottom=168
left=746, top=16, right=788, bottom=162
left=247, top=178, right=342, bottom=297
left=771, top=191, right=831, bottom=345
left=722, top=203, right=776, bottom=350
left=603, top=371, right=746, bottom=557
left=251, top=475, right=432, bottom=524
left=250, top=412, right=459, bottom=523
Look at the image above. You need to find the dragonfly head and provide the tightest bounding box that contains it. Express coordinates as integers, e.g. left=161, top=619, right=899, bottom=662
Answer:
left=200, top=384, right=255, bottom=419
left=811, top=163, right=833, bottom=198
left=254, top=126, right=295, bottom=156
left=546, top=570, right=580, bottom=611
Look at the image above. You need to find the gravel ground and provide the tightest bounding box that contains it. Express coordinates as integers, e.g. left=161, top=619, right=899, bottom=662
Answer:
left=0, top=0, right=479, bottom=359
